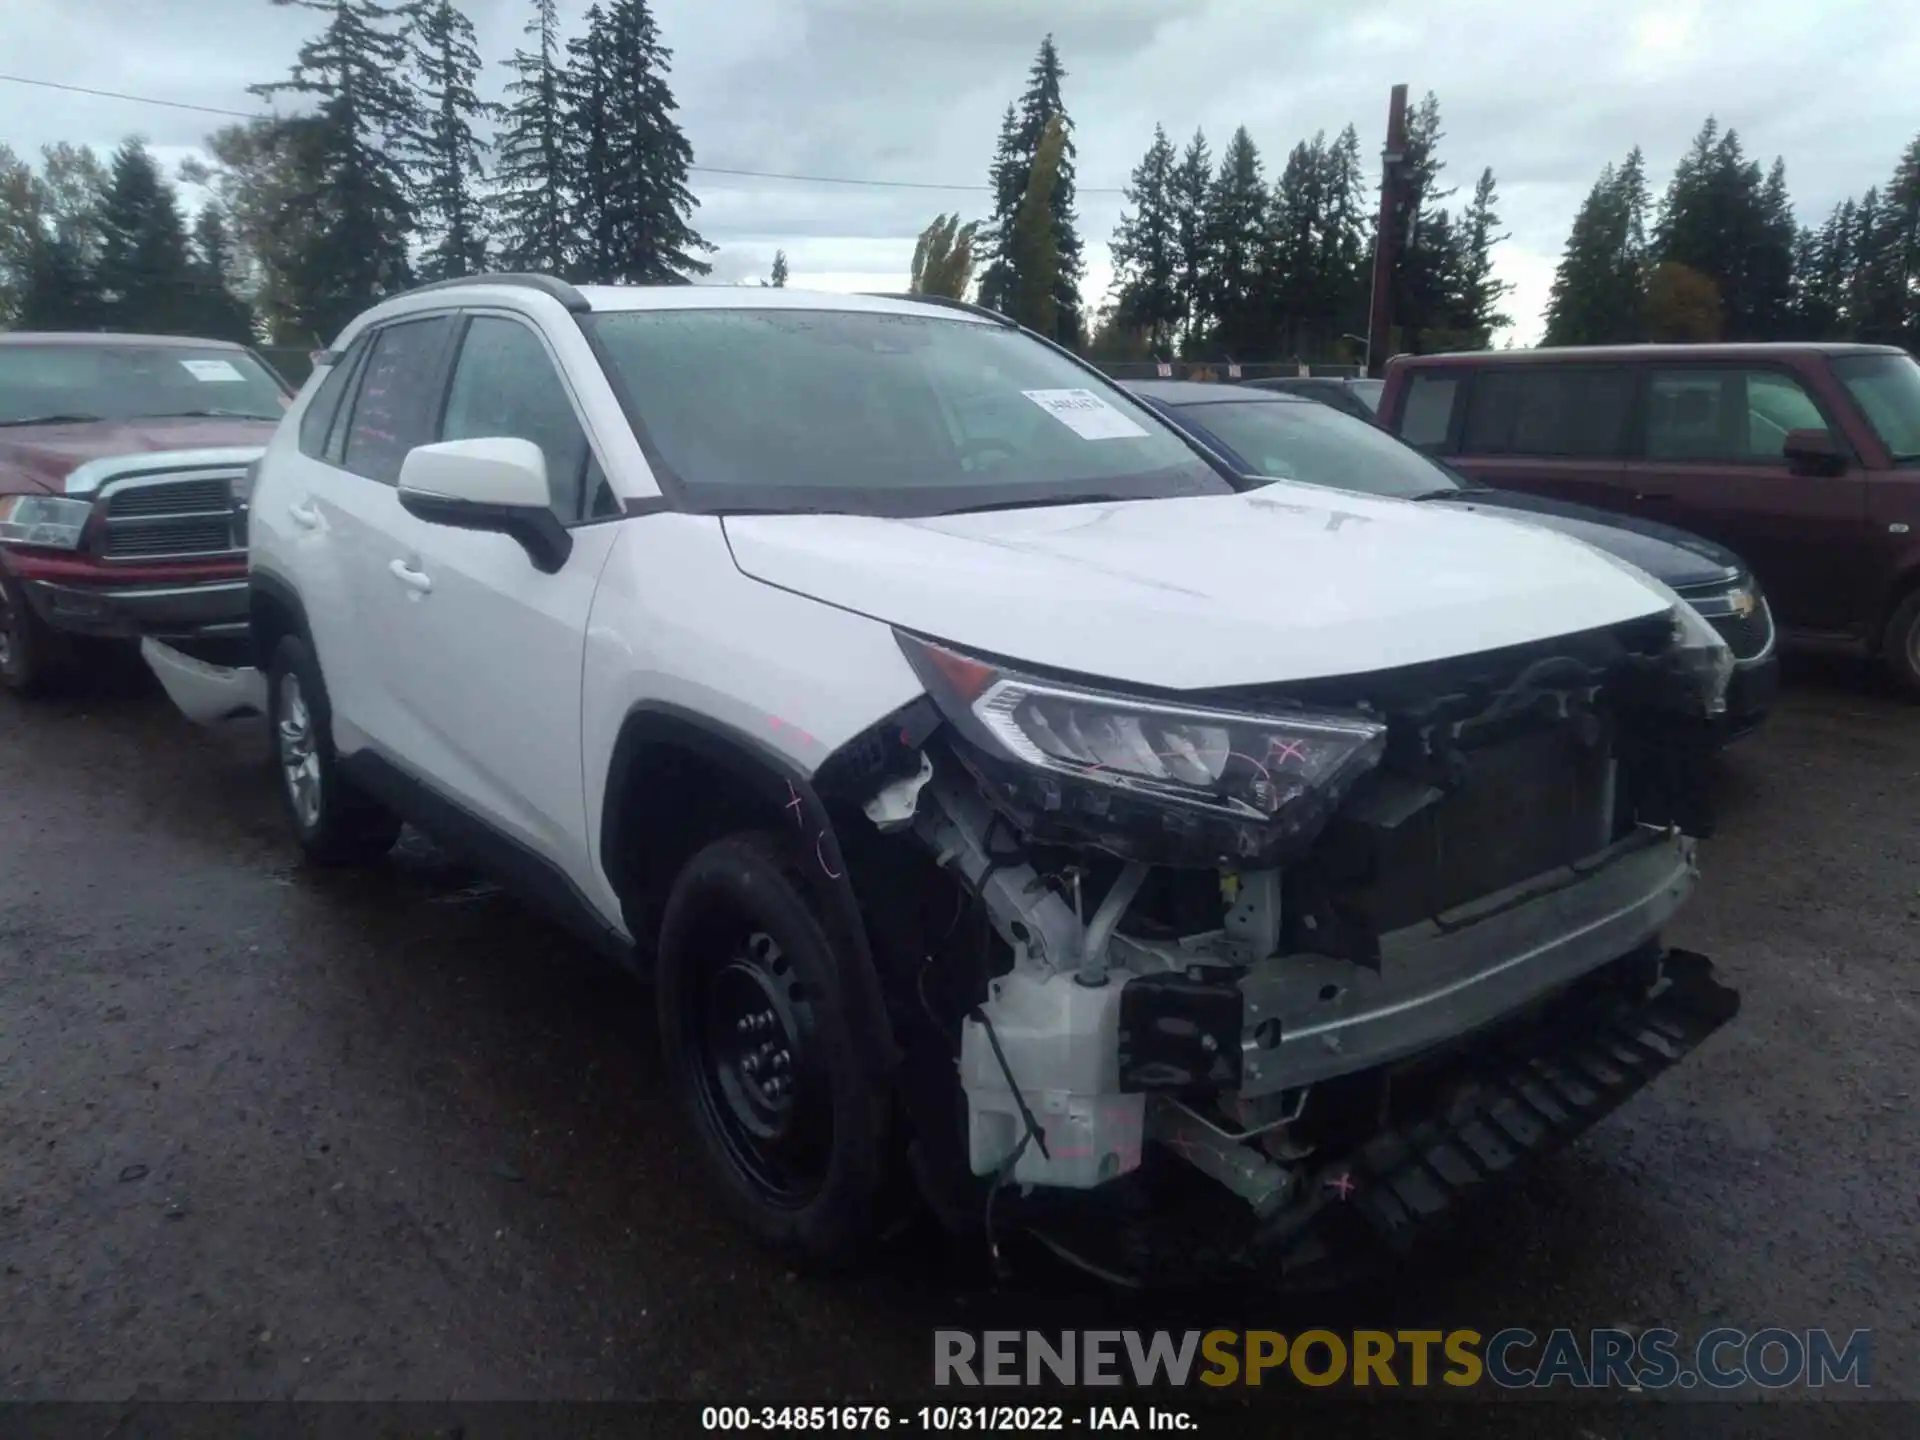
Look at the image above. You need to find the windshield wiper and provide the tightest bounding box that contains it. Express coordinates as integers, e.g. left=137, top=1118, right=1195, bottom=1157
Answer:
left=136, top=409, right=280, bottom=421
left=940, top=491, right=1139, bottom=516
left=1403, top=487, right=1477, bottom=501
left=0, top=412, right=107, bottom=427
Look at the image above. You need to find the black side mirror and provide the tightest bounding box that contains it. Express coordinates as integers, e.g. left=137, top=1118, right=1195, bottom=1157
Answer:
left=1783, top=427, right=1846, bottom=478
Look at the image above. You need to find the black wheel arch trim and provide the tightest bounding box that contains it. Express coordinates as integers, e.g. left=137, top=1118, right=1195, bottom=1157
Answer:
left=599, top=701, right=902, bottom=1075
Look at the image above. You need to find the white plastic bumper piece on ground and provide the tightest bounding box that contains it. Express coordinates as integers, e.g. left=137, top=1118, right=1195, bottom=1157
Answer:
left=140, top=636, right=267, bottom=724
left=960, top=969, right=1146, bottom=1190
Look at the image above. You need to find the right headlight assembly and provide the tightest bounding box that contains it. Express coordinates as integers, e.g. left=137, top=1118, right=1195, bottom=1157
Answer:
left=897, top=633, right=1387, bottom=855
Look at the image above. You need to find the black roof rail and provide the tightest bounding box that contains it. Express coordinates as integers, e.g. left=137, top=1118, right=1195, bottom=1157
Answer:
left=398, top=272, right=591, bottom=313
left=862, top=291, right=1016, bottom=328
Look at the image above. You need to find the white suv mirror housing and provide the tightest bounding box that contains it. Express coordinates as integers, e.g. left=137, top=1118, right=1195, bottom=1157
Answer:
left=399, top=437, right=550, bottom=508
left=397, top=437, right=573, bottom=573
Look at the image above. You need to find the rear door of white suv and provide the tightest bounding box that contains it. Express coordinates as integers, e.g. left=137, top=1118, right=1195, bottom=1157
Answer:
left=358, top=310, right=627, bottom=907
left=259, top=315, right=460, bottom=755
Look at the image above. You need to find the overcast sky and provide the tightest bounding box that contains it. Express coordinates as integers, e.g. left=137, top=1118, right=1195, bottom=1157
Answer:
left=6, top=0, right=1918, bottom=343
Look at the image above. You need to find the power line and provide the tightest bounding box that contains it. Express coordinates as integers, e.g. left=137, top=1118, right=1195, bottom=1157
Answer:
left=0, top=73, right=265, bottom=122
left=0, top=71, right=1128, bottom=195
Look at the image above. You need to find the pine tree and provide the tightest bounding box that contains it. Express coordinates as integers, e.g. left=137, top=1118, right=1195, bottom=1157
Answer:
left=1198, top=127, right=1267, bottom=360
left=1007, top=116, right=1068, bottom=337
left=1265, top=134, right=1326, bottom=357
left=766, top=249, right=789, bottom=288
left=978, top=37, right=1084, bottom=346
left=494, top=0, right=574, bottom=273
left=1543, top=147, right=1651, bottom=346
left=95, top=138, right=195, bottom=334
left=1453, top=168, right=1513, bottom=347
left=561, top=0, right=711, bottom=284
left=1862, top=133, right=1920, bottom=349
left=188, top=204, right=257, bottom=343
left=1849, top=186, right=1886, bottom=339
left=251, top=0, right=419, bottom=340
left=1109, top=124, right=1182, bottom=353
left=1313, top=125, right=1371, bottom=353
left=1171, top=128, right=1211, bottom=353
left=1389, top=91, right=1464, bottom=352
left=1654, top=118, right=1790, bottom=340
left=910, top=214, right=980, bottom=299
left=399, top=0, right=497, bottom=281
left=0, top=145, right=35, bottom=326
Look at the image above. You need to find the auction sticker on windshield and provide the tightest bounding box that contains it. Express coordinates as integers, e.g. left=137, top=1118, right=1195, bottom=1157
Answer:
left=1023, top=388, right=1151, bottom=440
left=179, top=359, right=246, bottom=383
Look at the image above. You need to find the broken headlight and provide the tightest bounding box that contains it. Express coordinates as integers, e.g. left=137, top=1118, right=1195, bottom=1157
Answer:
left=898, top=633, right=1387, bottom=847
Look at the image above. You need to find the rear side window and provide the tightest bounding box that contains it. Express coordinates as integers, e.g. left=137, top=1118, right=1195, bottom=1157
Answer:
left=1646, top=368, right=1829, bottom=462
left=340, top=317, right=457, bottom=484
left=1398, top=373, right=1458, bottom=449
left=1462, top=368, right=1632, bottom=457
left=297, top=336, right=366, bottom=460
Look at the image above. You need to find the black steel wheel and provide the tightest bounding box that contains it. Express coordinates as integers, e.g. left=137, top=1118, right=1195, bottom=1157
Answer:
left=656, top=831, right=889, bottom=1267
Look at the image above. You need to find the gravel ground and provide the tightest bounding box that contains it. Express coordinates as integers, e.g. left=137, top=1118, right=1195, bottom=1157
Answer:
left=0, top=654, right=1914, bottom=1434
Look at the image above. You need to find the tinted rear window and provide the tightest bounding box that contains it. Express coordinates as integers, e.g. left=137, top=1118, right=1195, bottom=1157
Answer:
left=1462, top=367, right=1632, bottom=458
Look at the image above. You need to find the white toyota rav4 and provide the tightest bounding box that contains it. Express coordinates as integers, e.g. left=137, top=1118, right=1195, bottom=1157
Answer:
left=147, top=276, right=1741, bottom=1286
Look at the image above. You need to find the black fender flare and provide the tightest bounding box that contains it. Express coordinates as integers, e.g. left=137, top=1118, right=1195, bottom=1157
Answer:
left=599, top=701, right=902, bottom=1077
left=248, top=565, right=311, bottom=657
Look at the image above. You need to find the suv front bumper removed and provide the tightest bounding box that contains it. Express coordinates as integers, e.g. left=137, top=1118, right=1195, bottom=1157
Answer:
left=1018, top=947, right=1739, bottom=1291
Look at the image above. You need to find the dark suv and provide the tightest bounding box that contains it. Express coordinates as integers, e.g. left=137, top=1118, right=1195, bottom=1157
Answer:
left=1378, top=343, right=1920, bottom=691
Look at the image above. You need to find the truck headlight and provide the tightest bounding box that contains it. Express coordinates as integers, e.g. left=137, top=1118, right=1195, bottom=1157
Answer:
left=0, top=495, right=93, bottom=550
left=898, top=633, right=1387, bottom=840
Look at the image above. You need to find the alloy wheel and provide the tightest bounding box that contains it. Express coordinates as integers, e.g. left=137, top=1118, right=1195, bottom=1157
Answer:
left=277, top=672, right=323, bottom=829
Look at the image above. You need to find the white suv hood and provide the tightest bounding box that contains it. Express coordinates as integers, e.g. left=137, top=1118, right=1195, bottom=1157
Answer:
left=722, top=488, right=1673, bottom=692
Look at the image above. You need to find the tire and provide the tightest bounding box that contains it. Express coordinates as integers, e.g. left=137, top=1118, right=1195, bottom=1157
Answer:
left=656, top=831, right=890, bottom=1268
left=0, top=571, right=69, bottom=697
left=1884, top=590, right=1920, bottom=697
left=266, top=633, right=402, bottom=865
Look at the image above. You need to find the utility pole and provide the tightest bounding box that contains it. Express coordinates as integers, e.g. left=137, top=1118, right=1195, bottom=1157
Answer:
left=1365, top=84, right=1410, bottom=380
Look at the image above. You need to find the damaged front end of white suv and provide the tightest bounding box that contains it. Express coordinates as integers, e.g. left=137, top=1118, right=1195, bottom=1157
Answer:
left=812, top=596, right=1740, bottom=1288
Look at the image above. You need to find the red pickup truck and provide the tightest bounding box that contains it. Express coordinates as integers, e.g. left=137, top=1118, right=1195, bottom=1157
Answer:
left=1378, top=343, right=1920, bottom=692
left=0, top=332, right=289, bottom=694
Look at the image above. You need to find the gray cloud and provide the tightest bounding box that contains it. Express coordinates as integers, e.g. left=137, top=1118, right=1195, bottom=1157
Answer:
left=5, top=0, right=1917, bottom=338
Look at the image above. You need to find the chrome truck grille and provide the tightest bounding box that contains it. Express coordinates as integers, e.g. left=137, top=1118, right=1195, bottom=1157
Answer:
left=97, top=470, right=245, bottom=562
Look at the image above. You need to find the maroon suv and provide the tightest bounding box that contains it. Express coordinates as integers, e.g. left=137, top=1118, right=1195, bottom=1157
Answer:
left=1378, top=343, right=1920, bottom=692
left=0, top=332, right=289, bottom=694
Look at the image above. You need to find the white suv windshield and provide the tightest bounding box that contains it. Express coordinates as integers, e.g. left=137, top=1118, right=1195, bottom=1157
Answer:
left=583, top=308, right=1230, bottom=515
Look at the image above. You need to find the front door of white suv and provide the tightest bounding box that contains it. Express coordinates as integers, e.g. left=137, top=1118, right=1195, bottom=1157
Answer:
left=362, top=312, right=623, bottom=912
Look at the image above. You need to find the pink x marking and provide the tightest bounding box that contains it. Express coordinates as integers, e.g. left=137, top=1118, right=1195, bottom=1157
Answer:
left=783, top=779, right=805, bottom=824
left=1269, top=738, right=1309, bottom=767
left=1324, top=1171, right=1356, bottom=1200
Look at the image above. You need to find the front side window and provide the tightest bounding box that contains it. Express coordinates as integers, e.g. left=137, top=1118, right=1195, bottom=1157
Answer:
left=1463, top=368, right=1632, bottom=457
left=1646, top=368, right=1830, bottom=462
left=1176, top=399, right=1462, bottom=499
left=340, top=317, right=456, bottom=484
left=441, top=317, right=603, bottom=522
left=1831, top=352, right=1920, bottom=462
left=581, top=308, right=1229, bottom=516
left=0, top=342, right=288, bottom=427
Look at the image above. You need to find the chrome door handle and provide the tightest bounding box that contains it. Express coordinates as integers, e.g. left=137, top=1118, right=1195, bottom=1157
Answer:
left=288, top=501, right=322, bottom=529
left=388, top=559, right=432, bottom=594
